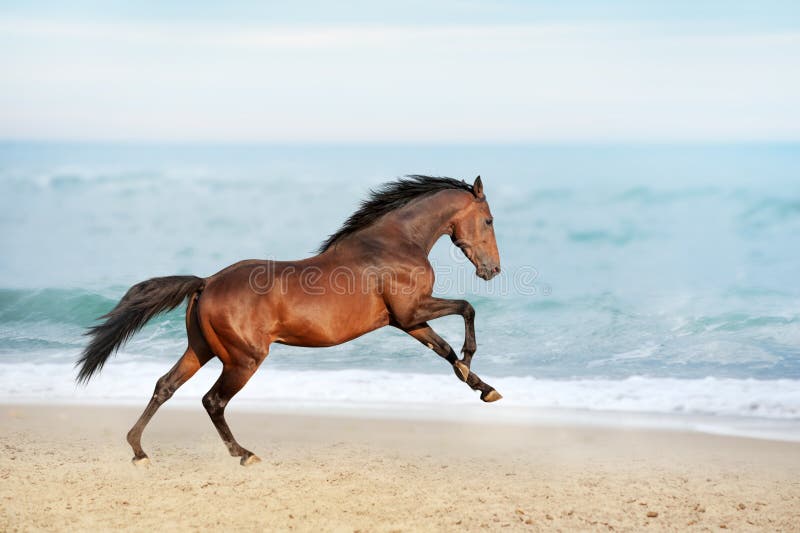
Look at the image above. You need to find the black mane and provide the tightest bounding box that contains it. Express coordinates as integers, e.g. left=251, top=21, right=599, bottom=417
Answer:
left=318, top=175, right=474, bottom=253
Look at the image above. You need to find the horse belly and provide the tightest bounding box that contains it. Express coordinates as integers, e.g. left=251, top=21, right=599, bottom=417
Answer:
left=273, top=293, right=390, bottom=348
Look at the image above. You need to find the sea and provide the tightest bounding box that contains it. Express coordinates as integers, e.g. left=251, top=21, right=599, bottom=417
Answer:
left=1, top=142, right=799, bottom=439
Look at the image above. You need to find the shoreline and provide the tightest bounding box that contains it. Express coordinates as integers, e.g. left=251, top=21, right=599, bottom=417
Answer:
left=2, top=403, right=799, bottom=531
left=3, top=396, right=800, bottom=444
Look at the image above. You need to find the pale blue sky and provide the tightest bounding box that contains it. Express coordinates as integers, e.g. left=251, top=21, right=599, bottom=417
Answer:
left=0, top=1, right=798, bottom=142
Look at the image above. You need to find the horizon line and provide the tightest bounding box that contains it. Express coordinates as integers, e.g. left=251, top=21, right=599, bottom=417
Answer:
left=2, top=137, right=800, bottom=147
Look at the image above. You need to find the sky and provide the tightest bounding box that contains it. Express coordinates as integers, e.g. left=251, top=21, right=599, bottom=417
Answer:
left=0, top=1, right=798, bottom=142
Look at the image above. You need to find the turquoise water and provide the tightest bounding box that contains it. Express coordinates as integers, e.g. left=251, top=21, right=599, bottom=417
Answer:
left=1, top=142, right=799, bottom=422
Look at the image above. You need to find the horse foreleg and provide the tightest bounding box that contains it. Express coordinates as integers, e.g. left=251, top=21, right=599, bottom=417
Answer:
left=400, top=323, right=501, bottom=403
left=398, top=297, right=478, bottom=378
left=202, top=360, right=264, bottom=466
left=127, top=346, right=210, bottom=464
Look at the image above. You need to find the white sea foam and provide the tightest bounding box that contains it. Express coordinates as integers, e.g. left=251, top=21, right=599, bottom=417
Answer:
left=2, top=361, right=799, bottom=440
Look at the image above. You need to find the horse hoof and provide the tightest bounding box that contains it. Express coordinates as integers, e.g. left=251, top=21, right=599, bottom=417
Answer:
left=453, top=361, right=470, bottom=382
left=131, top=456, right=150, bottom=466
left=481, top=390, right=503, bottom=403
left=240, top=454, right=262, bottom=467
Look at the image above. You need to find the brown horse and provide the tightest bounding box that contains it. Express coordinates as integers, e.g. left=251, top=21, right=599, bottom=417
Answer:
left=77, top=175, right=502, bottom=466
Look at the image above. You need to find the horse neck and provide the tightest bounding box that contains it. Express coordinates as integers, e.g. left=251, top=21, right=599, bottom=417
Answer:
left=380, top=190, right=472, bottom=255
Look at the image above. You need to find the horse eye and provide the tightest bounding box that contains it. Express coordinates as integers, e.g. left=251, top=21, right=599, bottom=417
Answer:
left=485, top=218, right=493, bottom=226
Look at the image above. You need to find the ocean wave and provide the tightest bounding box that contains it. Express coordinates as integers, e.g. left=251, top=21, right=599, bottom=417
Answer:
left=740, top=196, right=800, bottom=222
left=0, top=287, right=184, bottom=328
left=0, top=288, right=188, bottom=358
left=2, top=362, right=798, bottom=423
left=673, top=311, right=799, bottom=336
left=2, top=285, right=798, bottom=379
left=0, top=288, right=120, bottom=324
left=738, top=196, right=800, bottom=233
left=566, top=227, right=645, bottom=246
left=613, top=186, right=720, bottom=205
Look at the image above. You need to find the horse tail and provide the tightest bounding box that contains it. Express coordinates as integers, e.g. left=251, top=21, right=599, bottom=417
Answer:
left=76, top=275, right=205, bottom=384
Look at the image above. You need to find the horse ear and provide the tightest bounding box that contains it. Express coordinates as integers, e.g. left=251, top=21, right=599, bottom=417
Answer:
left=473, top=175, right=484, bottom=198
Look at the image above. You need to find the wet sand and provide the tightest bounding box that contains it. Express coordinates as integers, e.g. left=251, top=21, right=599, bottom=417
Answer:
left=1, top=404, right=798, bottom=531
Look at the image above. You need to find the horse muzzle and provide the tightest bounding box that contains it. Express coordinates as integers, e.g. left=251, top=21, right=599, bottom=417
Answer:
left=476, top=264, right=501, bottom=280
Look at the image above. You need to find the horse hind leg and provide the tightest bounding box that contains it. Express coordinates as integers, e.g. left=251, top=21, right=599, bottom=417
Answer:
left=126, top=345, right=211, bottom=464
left=202, top=354, right=266, bottom=466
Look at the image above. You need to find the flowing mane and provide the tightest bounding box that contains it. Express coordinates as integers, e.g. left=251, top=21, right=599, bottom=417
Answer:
left=318, top=175, right=474, bottom=253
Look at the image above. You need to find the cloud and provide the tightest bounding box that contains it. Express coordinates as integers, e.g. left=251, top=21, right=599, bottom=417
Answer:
left=0, top=18, right=798, bottom=141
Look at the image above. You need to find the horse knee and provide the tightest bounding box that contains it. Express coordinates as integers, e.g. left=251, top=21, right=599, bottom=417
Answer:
left=461, top=301, right=475, bottom=321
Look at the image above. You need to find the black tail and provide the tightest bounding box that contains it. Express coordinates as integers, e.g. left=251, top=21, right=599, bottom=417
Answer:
left=76, top=275, right=205, bottom=384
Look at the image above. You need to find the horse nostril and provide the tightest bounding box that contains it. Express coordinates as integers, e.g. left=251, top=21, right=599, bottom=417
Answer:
left=493, top=266, right=501, bottom=274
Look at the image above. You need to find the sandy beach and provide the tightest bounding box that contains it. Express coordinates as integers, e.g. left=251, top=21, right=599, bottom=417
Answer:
left=1, top=404, right=798, bottom=531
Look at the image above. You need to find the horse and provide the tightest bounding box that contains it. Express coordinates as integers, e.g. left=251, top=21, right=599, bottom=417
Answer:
left=77, top=174, right=502, bottom=466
